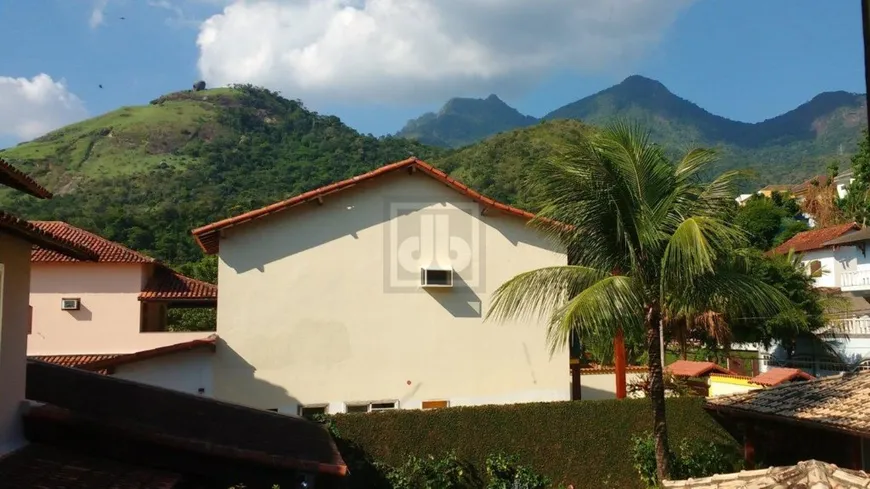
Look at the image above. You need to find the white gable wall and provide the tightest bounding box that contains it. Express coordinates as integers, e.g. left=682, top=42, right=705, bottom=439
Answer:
left=212, top=171, right=569, bottom=413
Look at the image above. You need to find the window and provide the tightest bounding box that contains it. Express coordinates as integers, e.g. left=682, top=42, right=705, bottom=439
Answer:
left=422, top=400, right=448, bottom=410
left=808, top=260, right=822, bottom=275
left=345, top=401, right=398, bottom=413
left=421, top=268, right=453, bottom=287
left=298, top=405, right=328, bottom=417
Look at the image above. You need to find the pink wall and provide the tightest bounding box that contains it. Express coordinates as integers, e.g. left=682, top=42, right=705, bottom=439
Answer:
left=27, top=262, right=209, bottom=355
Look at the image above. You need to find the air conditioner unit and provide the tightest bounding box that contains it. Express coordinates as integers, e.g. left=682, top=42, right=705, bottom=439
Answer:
left=61, top=298, right=80, bottom=311
left=420, top=268, right=453, bottom=288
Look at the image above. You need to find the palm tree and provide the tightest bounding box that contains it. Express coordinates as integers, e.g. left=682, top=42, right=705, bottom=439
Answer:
left=485, top=123, right=798, bottom=481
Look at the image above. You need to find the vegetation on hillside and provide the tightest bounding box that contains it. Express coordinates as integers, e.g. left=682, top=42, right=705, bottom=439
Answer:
left=398, top=75, right=868, bottom=185
left=397, top=94, right=538, bottom=148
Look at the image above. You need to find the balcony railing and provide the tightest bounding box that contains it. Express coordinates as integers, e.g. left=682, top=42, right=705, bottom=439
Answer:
left=822, top=317, right=870, bottom=336
left=841, top=270, right=870, bottom=289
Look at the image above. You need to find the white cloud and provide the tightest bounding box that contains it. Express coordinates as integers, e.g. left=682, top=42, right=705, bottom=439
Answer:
left=195, top=0, right=694, bottom=105
left=0, top=74, right=88, bottom=141
left=90, top=0, right=109, bottom=28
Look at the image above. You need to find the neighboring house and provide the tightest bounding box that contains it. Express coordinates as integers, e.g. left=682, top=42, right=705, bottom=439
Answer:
left=0, top=158, right=346, bottom=488
left=191, top=157, right=570, bottom=415
left=571, top=364, right=648, bottom=401
left=757, top=184, right=794, bottom=198
left=31, top=334, right=218, bottom=396
left=663, top=460, right=870, bottom=488
left=27, top=221, right=217, bottom=356
left=23, top=222, right=218, bottom=395
left=771, top=223, right=870, bottom=367
left=666, top=360, right=737, bottom=396
left=706, top=371, right=870, bottom=471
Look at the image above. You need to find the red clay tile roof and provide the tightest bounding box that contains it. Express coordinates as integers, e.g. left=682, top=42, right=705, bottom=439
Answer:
left=191, top=157, right=539, bottom=255
left=26, top=360, right=348, bottom=476
left=0, top=443, right=187, bottom=489
left=30, top=354, right=122, bottom=371
left=666, top=360, right=735, bottom=377
left=139, top=267, right=217, bottom=302
left=83, top=335, right=218, bottom=371
left=29, top=335, right=217, bottom=374
left=0, top=213, right=96, bottom=261
left=771, top=222, right=859, bottom=255
left=751, top=367, right=815, bottom=386
left=0, top=158, right=52, bottom=199
left=30, top=221, right=155, bottom=263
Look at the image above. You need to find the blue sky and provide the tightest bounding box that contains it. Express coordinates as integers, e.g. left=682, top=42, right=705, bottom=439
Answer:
left=0, top=0, right=864, bottom=146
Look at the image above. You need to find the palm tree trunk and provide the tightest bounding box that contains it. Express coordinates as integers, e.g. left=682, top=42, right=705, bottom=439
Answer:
left=646, top=305, right=671, bottom=481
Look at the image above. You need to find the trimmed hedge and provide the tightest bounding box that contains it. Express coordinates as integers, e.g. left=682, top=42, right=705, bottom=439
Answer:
left=329, top=397, right=737, bottom=489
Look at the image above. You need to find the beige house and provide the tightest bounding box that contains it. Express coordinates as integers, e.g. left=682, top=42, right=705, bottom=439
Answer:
left=24, top=222, right=218, bottom=396
left=191, top=157, right=570, bottom=415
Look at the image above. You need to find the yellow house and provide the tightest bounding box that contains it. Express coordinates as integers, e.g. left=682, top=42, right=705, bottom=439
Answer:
left=191, top=157, right=570, bottom=415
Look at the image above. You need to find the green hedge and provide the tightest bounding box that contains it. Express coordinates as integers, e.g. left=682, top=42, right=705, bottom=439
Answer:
left=328, top=397, right=737, bottom=489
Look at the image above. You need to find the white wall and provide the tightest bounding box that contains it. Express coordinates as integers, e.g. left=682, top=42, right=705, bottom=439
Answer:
left=113, top=350, right=214, bottom=397
left=799, top=245, right=870, bottom=288
left=213, top=171, right=569, bottom=413
left=0, top=236, right=33, bottom=454
left=577, top=370, right=647, bottom=400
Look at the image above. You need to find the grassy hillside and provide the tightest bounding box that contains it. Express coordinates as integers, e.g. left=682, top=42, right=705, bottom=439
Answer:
left=0, top=88, right=241, bottom=193
left=1, top=85, right=442, bottom=265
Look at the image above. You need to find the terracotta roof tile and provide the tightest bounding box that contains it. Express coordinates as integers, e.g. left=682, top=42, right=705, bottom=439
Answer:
left=30, top=221, right=155, bottom=263
left=0, top=213, right=96, bottom=261
left=707, top=371, right=870, bottom=436
left=666, top=360, right=735, bottom=377
left=0, top=158, right=52, bottom=199
left=191, top=157, right=539, bottom=255
left=82, top=335, right=217, bottom=371
left=26, top=360, right=348, bottom=476
left=663, top=459, right=870, bottom=488
left=29, top=336, right=217, bottom=373
left=771, top=222, right=859, bottom=255
left=0, top=443, right=186, bottom=489
left=751, top=367, right=815, bottom=386
left=139, top=267, right=217, bottom=301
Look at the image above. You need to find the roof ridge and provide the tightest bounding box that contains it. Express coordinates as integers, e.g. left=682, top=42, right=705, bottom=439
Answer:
left=30, top=221, right=156, bottom=263
left=190, top=157, right=539, bottom=255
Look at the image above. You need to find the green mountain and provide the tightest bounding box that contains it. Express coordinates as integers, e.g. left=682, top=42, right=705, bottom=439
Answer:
left=0, top=85, right=443, bottom=265
left=396, top=94, right=538, bottom=148
left=399, top=75, right=868, bottom=184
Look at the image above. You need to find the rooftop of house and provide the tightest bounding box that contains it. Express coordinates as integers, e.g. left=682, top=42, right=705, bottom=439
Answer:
left=758, top=184, right=793, bottom=193
left=0, top=158, right=52, bottom=199
left=191, top=157, right=540, bottom=255
left=30, top=335, right=218, bottom=374
left=0, top=359, right=348, bottom=487
left=706, top=371, right=870, bottom=437
left=663, top=459, right=870, bottom=488
left=750, top=367, right=815, bottom=386
left=666, top=360, right=735, bottom=378
left=28, top=221, right=216, bottom=302
left=771, top=222, right=859, bottom=255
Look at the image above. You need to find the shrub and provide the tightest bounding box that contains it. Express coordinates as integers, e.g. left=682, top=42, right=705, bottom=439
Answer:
left=384, top=451, right=473, bottom=489
left=331, top=397, right=736, bottom=488
left=485, top=453, right=550, bottom=489
left=632, top=433, right=742, bottom=487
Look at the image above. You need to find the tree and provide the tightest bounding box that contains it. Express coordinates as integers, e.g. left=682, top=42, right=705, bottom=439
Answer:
left=841, top=130, right=870, bottom=224
left=733, top=193, right=807, bottom=251
left=485, top=123, right=796, bottom=480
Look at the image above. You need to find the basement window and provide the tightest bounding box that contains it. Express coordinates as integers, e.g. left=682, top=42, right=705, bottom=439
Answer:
left=298, top=405, right=328, bottom=417
left=345, top=401, right=398, bottom=413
